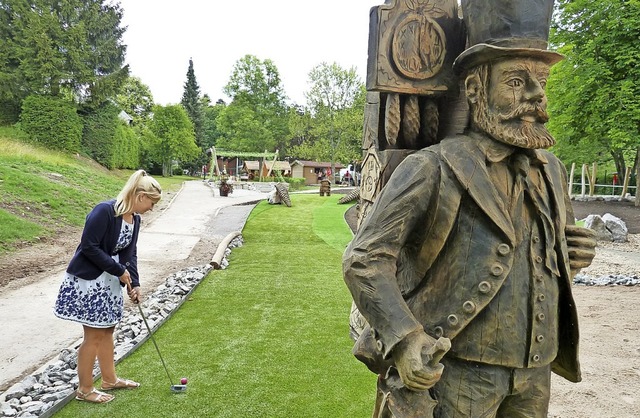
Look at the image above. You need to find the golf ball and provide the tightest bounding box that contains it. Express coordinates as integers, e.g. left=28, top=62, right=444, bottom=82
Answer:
left=180, top=378, right=188, bottom=385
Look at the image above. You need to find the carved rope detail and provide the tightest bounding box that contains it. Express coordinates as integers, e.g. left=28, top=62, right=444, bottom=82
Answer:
left=385, top=93, right=401, bottom=147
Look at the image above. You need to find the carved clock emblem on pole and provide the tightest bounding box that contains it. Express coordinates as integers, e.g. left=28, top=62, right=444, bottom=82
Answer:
left=392, top=13, right=446, bottom=80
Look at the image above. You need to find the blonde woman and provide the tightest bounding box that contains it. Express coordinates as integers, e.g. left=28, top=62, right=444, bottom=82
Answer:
left=54, top=170, right=162, bottom=403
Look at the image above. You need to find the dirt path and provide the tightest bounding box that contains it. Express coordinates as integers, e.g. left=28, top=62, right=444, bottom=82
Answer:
left=549, top=286, right=640, bottom=418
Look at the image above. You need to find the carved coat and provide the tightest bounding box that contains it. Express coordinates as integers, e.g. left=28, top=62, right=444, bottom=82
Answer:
left=343, top=132, right=581, bottom=383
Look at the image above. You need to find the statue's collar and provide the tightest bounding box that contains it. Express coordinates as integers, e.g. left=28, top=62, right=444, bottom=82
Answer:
left=468, top=131, right=549, bottom=165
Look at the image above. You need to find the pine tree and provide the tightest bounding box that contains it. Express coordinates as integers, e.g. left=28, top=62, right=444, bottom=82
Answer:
left=181, top=58, right=205, bottom=150
left=0, top=0, right=128, bottom=108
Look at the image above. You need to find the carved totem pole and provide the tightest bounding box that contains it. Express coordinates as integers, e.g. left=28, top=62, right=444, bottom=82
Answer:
left=349, top=0, right=466, bottom=355
left=358, top=0, right=465, bottom=225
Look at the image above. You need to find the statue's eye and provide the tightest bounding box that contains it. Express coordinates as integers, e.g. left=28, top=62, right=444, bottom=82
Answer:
left=506, top=78, right=524, bottom=88
left=539, top=79, right=547, bottom=89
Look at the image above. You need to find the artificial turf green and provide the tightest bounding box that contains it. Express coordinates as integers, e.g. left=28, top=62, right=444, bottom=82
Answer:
left=55, top=194, right=376, bottom=418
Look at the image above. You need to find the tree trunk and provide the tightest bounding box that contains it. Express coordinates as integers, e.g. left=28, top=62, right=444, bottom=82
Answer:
left=162, top=159, right=171, bottom=177
left=331, top=161, right=336, bottom=183
left=611, top=149, right=626, bottom=178
left=636, top=147, right=640, bottom=207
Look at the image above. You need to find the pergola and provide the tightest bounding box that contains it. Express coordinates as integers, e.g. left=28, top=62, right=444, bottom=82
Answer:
left=207, top=147, right=280, bottom=180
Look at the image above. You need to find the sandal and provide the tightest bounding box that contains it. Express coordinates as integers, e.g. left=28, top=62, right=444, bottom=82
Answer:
left=101, top=377, right=141, bottom=391
left=75, top=388, right=114, bottom=403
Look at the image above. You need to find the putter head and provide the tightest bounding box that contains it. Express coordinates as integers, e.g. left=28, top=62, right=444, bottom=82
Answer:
left=170, top=384, right=187, bottom=393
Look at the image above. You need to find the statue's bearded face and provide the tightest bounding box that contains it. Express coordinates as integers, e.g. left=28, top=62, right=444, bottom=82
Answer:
left=468, top=58, right=556, bottom=149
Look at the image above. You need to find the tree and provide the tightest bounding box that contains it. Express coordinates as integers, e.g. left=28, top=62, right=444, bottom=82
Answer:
left=181, top=58, right=205, bottom=149
left=287, top=105, right=314, bottom=154
left=216, top=55, right=290, bottom=154
left=202, top=98, right=226, bottom=150
left=294, top=62, right=365, bottom=174
left=0, top=0, right=129, bottom=107
left=149, top=104, right=200, bottom=176
left=548, top=0, right=640, bottom=190
left=114, top=76, right=155, bottom=126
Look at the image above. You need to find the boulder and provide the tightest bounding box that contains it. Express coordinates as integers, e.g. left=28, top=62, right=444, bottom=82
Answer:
left=583, top=215, right=613, bottom=241
left=602, top=213, right=628, bottom=243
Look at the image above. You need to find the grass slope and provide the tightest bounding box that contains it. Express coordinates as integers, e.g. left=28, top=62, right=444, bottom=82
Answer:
left=55, top=195, right=375, bottom=418
left=0, top=127, right=186, bottom=253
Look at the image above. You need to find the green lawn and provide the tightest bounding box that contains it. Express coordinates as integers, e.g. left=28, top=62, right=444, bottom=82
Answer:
left=55, top=194, right=376, bottom=418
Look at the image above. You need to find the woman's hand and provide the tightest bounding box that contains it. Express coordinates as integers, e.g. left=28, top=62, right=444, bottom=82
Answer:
left=119, top=269, right=131, bottom=287
left=128, top=286, right=141, bottom=304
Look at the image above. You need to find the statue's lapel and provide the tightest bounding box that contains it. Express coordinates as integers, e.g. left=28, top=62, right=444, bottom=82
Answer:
left=442, top=137, right=516, bottom=245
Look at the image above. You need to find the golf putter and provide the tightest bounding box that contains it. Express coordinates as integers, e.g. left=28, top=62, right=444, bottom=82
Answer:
left=128, top=284, right=187, bottom=393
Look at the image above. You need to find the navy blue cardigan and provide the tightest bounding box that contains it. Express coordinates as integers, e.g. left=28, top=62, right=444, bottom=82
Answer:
left=66, top=200, right=141, bottom=287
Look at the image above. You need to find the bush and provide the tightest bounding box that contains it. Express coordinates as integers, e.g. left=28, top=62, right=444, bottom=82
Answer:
left=282, top=177, right=305, bottom=191
left=81, top=103, right=120, bottom=168
left=112, top=123, right=140, bottom=169
left=0, top=100, right=21, bottom=126
left=20, top=95, right=82, bottom=152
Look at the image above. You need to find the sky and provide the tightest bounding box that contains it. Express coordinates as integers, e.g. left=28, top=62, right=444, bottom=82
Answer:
left=117, top=0, right=383, bottom=106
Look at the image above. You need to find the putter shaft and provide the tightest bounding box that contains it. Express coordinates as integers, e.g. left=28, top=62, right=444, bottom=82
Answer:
left=136, top=300, right=175, bottom=386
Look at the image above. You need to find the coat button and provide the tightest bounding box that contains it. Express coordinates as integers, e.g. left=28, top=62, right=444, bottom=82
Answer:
left=532, top=354, right=541, bottom=362
left=447, top=314, right=459, bottom=326
left=497, top=243, right=510, bottom=255
left=537, top=313, right=546, bottom=321
left=434, top=326, right=444, bottom=338
left=126, top=262, right=130, bottom=266
left=536, top=335, right=545, bottom=343
left=535, top=256, right=543, bottom=263
left=376, top=340, right=384, bottom=352
left=538, top=294, right=546, bottom=302
left=533, top=236, right=540, bottom=243
left=463, top=301, right=476, bottom=314
left=478, top=281, right=491, bottom=294
left=491, top=264, right=504, bottom=277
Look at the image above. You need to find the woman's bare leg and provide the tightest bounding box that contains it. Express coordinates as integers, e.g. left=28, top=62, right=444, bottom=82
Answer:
left=77, top=325, right=114, bottom=401
left=96, top=326, right=117, bottom=384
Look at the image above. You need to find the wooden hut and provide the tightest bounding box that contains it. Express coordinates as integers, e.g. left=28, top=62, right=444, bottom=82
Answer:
left=290, top=160, right=344, bottom=185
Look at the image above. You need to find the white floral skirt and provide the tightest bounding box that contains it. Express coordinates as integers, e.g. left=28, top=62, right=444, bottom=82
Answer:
left=54, top=255, right=125, bottom=328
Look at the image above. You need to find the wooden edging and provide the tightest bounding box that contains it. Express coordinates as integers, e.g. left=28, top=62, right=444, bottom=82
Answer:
left=210, top=231, right=242, bottom=269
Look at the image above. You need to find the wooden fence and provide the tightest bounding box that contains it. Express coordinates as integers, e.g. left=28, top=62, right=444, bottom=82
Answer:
left=568, top=163, right=637, bottom=199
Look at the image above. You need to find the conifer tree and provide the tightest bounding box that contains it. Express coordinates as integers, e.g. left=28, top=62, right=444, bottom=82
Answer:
left=0, top=0, right=128, bottom=109
left=181, top=58, right=205, bottom=150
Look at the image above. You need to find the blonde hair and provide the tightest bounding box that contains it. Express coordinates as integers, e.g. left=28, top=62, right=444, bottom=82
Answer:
left=114, top=170, right=162, bottom=216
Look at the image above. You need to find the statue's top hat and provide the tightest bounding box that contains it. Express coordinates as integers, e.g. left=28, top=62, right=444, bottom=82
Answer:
left=453, top=0, right=563, bottom=74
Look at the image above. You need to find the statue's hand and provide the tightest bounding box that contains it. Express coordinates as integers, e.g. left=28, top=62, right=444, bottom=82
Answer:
left=565, top=224, right=597, bottom=272
left=392, top=329, right=450, bottom=392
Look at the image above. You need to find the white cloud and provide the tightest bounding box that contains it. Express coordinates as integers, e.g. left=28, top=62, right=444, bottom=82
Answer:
left=119, top=0, right=382, bottom=106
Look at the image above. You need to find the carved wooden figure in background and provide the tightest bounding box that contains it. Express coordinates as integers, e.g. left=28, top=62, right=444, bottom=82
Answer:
left=343, top=0, right=597, bottom=417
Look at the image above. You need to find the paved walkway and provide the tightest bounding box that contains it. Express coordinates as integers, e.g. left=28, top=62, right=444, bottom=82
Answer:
left=0, top=181, right=267, bottom=391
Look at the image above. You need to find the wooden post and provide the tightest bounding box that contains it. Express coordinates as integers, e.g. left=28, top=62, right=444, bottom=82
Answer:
left=259, top=149, right=267, bottom=182
left=581, top=164, right=587, bottom=197
left=568, top=163, right=576, bottom=197
left=589, top=162, right=597, bottom=196
left=266, top=149, right=279, bottom=178
left=210, top=147, right=220, bottom=178
left=620, top=167, right=632, bottom=201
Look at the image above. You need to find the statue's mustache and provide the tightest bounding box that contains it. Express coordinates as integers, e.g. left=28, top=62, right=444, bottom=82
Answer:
left=498, top=104, right=549, bottom=123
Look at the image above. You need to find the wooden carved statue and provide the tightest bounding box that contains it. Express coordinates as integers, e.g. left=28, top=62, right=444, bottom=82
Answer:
left=343, top=0, right=597, bottom=417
